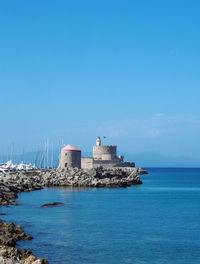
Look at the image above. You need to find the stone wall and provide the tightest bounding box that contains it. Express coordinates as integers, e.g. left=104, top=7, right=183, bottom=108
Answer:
left=93, top=145, right=117, bottom=160
left=93, top=160, right=135, bottom=169
left=93, top=159, right=119, bottom=168
left=81, top=157, right=93, bottom=170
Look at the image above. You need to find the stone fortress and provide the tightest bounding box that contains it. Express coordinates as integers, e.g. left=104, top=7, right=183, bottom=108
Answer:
left=59, top=137, right=135, bottom=169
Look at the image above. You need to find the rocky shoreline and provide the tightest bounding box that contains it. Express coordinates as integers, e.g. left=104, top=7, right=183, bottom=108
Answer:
left=0, top=220, right=48, bottom=264
left=0, top=167, right=148, bottom=263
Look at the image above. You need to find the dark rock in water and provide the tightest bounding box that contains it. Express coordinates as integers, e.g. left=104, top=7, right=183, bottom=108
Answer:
left=0, top=213, right=7, bottom=215
left=41, top=202, right=64, bottom=208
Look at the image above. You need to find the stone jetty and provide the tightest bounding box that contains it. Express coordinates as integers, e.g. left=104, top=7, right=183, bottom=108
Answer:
left=0, top=167, right=148, bottom=263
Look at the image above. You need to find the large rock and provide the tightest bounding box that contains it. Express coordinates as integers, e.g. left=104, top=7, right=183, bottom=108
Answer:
left=41, top=202, right=63, bottom=208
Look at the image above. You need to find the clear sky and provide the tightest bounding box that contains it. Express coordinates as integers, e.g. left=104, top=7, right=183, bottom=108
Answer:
left=0, top=0, right=200, bottom=166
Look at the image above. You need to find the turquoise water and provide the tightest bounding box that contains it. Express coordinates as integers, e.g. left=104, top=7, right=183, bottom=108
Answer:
left=1, top=168, right=200, bottom=264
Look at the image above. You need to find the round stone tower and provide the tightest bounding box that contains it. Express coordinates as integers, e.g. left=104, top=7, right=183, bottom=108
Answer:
left=59, top=144, right=81, bottom=169
left=93, top=137, right=117, bottom=160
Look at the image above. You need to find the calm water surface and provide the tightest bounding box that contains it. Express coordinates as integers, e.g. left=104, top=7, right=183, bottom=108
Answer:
left=1, top=168, right=200, bottom=264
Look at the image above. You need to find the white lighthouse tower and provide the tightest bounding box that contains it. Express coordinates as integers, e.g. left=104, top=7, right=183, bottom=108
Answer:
left=96, top=137, right=101, bottom=146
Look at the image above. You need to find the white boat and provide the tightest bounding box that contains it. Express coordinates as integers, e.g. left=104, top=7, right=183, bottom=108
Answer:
left=17, top=162, right=37, bottom=171
left=0, top=161, right=37, bottom=173
left=0, top=160, right=16, bottom=171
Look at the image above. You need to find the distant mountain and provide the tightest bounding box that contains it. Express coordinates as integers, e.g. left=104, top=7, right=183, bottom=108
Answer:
left=125, top=152, right=200, bottom=168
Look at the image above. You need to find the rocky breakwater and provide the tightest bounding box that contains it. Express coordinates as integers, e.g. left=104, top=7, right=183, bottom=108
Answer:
left=0, top=167, right=147, bottom=263
left=39, top=167, right=148, bottom=188
left=0, top=168, right=147, bottom=198
left=0, top=167, right=148, bottom=203
left=0, top=172, right=43, bottom=206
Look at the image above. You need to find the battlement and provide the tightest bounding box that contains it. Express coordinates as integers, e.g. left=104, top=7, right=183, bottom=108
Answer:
left=93, top=145, right=117, bottom=160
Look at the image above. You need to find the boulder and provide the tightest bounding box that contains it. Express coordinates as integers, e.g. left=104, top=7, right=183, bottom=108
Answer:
left=41, top=202, right=64, bottom=208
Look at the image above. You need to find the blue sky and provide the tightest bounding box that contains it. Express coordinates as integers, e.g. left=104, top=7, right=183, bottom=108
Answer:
left=0, top=0, right=200, bottom=166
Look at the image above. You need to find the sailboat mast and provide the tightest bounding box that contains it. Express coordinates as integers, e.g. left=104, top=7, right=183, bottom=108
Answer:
left=43, top=141, right=46, bottom=169
left=39, top=142, right=42, bottom=169
left=47, top=139, right=49, bottom=169
left=51, top=142, right=53, bottom=169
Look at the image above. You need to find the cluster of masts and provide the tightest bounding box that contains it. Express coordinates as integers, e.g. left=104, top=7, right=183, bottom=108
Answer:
left=0, top=139, right=64, bottom=172
left=41, top=139, right=54, bottom=169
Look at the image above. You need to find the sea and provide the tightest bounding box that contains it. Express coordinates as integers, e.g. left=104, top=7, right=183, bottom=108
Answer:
left=1, top=168, right=200, bottom=264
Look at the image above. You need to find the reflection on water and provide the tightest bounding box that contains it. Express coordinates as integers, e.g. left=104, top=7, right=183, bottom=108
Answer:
left=1, top=168, right=200, bottom=264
